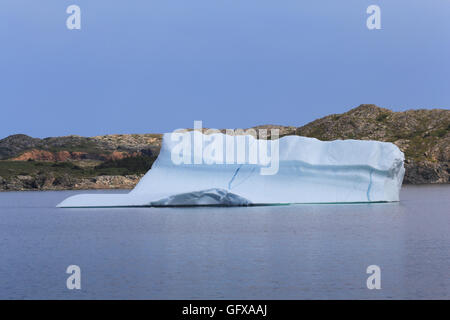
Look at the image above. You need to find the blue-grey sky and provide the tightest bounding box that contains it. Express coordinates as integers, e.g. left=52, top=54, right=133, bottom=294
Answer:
left=1, top=0, right=449, bottom=138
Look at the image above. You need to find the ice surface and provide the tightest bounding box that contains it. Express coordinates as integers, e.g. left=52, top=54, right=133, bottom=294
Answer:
left=57, top=132, right=405, bottom=207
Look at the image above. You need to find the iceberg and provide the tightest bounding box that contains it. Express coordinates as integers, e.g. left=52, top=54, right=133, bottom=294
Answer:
left=57, top=132, right=405, bottom=207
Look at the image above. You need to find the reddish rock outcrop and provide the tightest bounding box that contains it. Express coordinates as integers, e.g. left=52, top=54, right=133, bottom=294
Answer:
left=11, top=149, right=140, bottom=162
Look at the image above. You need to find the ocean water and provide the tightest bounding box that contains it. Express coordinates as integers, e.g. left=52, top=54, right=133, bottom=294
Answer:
left=0, top=185, right=449, bottom=299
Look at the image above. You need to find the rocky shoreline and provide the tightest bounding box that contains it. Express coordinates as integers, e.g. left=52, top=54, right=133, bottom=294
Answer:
left=0, top=105, right=448, bottom=191
left=0, top=162, right=447, bottom=192
left=403, top=160, right=449, bottom=184
left=0, top=174, right=143, bottom=192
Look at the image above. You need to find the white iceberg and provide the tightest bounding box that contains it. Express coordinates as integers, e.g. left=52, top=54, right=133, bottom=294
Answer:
left=57, top=132, right=405, bottom=207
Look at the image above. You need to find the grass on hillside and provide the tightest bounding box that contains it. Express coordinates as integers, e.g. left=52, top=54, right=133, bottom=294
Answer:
left=0, top=155, right=157, bottom=179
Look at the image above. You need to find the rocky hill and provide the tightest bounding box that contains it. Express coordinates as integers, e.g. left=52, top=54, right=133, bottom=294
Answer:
left=0, top=133, right=161, bottom=161
left=295, top=104, right=449, bottom=184
left=0, top=104, right=448, bottom=190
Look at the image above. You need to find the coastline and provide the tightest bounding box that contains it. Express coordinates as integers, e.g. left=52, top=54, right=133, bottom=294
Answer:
left=0, top=164, right=449, bottom=192
left=0, top=174, right=143, bottom=192
left=1, top=105, right=448, bottom=191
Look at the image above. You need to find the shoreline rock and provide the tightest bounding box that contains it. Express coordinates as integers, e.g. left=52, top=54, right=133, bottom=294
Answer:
left=1, top=104, right=448, bottom=190
left=0, top=174, right=143, bottom=191
left=404, top=160, right=449, bottom=184
left=0, top=162, right=448, bottom=191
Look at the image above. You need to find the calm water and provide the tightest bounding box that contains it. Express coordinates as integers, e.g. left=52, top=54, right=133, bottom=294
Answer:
left=0, top=185, right=449, bottom=299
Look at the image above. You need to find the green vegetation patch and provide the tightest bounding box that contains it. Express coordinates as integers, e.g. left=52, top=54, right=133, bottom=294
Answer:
left=0, top=155, right=157, bottom=179
left=376, top=112, right=389, bottom=122
left=0, top=160, right=87, bottom=179
left=44, top=140, right=108, bottom=155
left=95, top=155, right=157, bottom=175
